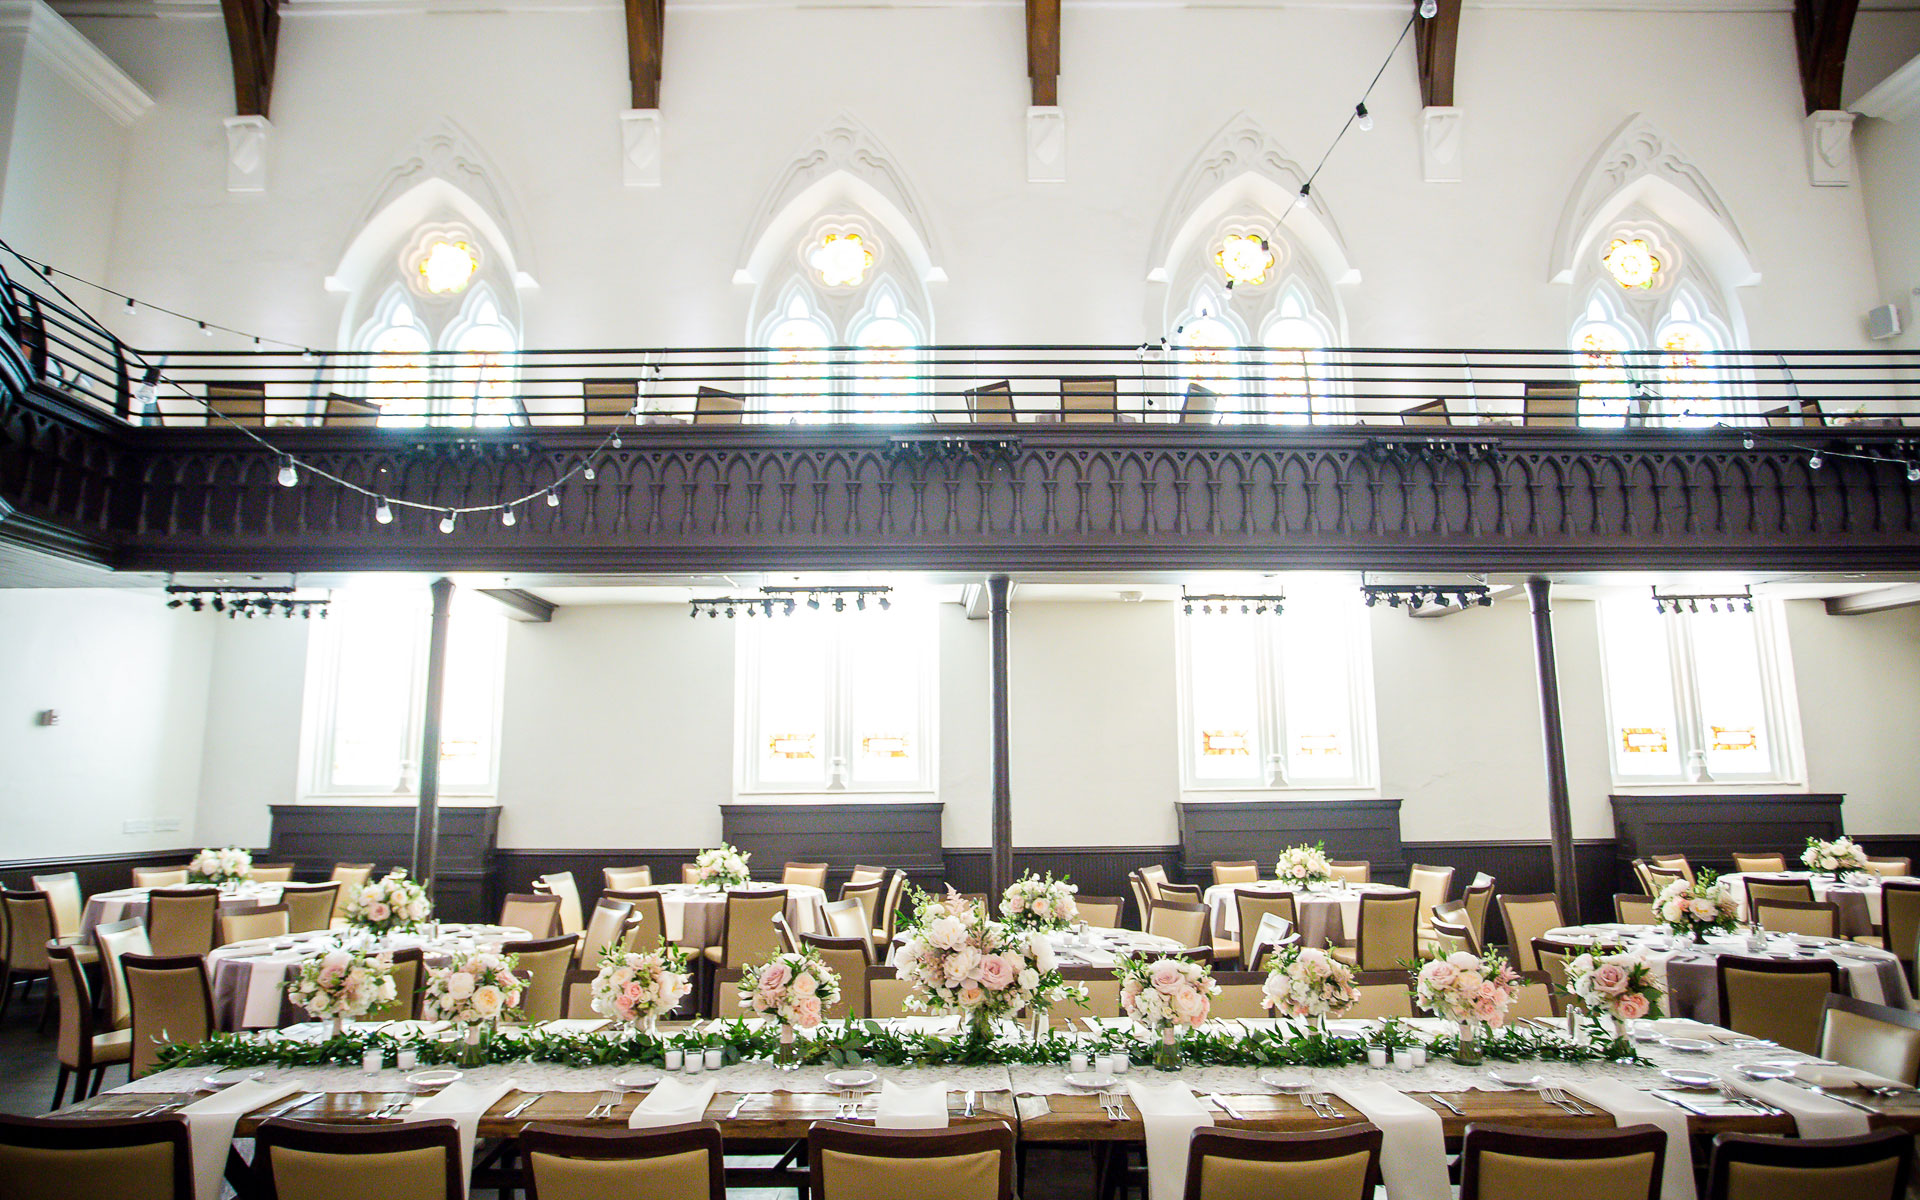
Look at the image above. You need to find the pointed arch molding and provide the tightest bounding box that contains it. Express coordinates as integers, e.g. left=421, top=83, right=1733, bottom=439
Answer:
left=325, top=121, right=540, bottom=295
left=732, top=116, right=945, bottom=288
left=1146, top=114, right=1359, bottom=288
left=1549, top=114, right=1759, bottom=288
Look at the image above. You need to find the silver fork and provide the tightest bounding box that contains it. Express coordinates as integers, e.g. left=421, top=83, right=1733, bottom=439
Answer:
left=1313, top=1093, right=1346, bottom=1119
left=586, top=1091, right=619, bottom=1119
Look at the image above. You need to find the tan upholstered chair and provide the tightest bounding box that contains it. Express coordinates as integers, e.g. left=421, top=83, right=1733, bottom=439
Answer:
left=1717, top=955, right=1842, bottom=1055
left=1329, top=861, right=1371, bottom=885
left=864, top=967, right=916, bottom=1020
left=521, top=1121, right=725, bottom=1200
left=1819, top=994, right=1920, bottom=1085
left=1332, top=890, right=1420, bottom=971
left=132, top=867, right=190, bottom=889
left=1631, top=860, right=1657, bottom=896
left=603, top=866, right=652, bottom=891
left=1181, top=381, right=1219, bottom=424
left=1461, top=873, right=1496, bottom=948
left=144, top=888, right=218, bottom=959
left=692, top=386, right=744, bottom=425
left=49, top=945, right=131, bottom=1106
left=1051, top=967, right=1123, bottom=1023
left=1208, top=972, right=1270, bottom=1021
left=95, top=917, right=151, bottom=1032
left=363, top=948, right=424, bottom=1023
left=220, top=904, right=290, bottom=947
left=278, top=884, right=340, bottom=935
left=965, top=380, right=1016, bottom=421
left=0, top=1112, right=193, bottom=1200
left=1707, top=1129, right=1913, bottom=1200
left=1460, top=1124, right=1666, bottom=1200
left=822, top=899, right=873, bottom=945
left=713, top=969, right=749, bottom=1019
left=501, top=893, right=563, bottom=939
left=681, top=864, right=703, bottom=884
left=702, top=890, right=788, bottom=971
left=1431, top=909, right=1476, bottom=956
left=1158, top=882, right=1203, bottom=905
left=1184, top=1126, right=1383, bottom=1200
left=30, top=872, right=83, bottom=939
left=612, top=891, right=668, bottom=953
left=1614, top=894, right=1657, bottom=925
left=1212, top=861, right=1260, bottom=887
left=1495, top=894, right=1566, bottom=974
left=800, top=934, right=871, bottom=1019
left=247, top=863, right=295, bottom=884
left=1732, top=853, right=1787, bottom=874
left=1407, top=863, right=1455, bottom=939
left=1866, top=858, right=1913, bottom=879
left=848, top=865, right=886, bottom=887
left=501, top=935, right=579, bottom=1024
left=875, top=869, right=910, bottom=951
left=1059, top=376, right=1118, bottom=423
left=566, top=900, right=634, bottom=1017
left=1509, top=973, right=1557, bottom=1021
left=0, top=890, right=57, bottom=1025
left=1531, top=938, right=1589, bottom=1017
left=809, top=1121, right=1014, bottom=1200
left=1074, top=896, right=1125, bottom=929
left=1347, top=970, right=1414, bottom=1020
left=1645, top=865, right=1689, bottom=894
left=1139, top=865, right=1171, bottom=902
left=1650, top=854, right=1694, bottom=884
left=1146, top=901, right=1211, bottom=950
left=1753, top=898, right=1839, bottom=938
left=782, top=862, right=829, bottom=889
left=1872, top=880, right=1920, bottom=989
left=255, top=1117, right=462, bottom=1200
left=536, top=873, right=585, bottom=937
left=123, top=954, right=214, bottom=1079
left=1744, top=877, right=1814, bottom=911
left=1236, top=891, right=1298, bottom=963
left=1129, top=872, right=1155, bottom=933
left=839, top=879, right=884, bottom=950
left=581, top=378, right=638, bottom=426
left=328, top=865, right=373, bottom=923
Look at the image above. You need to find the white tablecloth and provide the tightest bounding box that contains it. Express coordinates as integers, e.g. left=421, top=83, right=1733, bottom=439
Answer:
left=82, top=884, right=282, bottom=939
left=657, top=884, right=828, bottom=947
left=1203, top=881, right=1403, bottom=948
left=1720, top=871, right=1914, bottom=938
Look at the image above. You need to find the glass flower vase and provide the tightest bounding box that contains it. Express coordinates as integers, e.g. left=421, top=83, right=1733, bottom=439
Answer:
left=1604, top=1014, right=1634, bottom=1058
left=1153, top=1029, right=1182, bottom=1072
left=1453, top=1020, right=1483, bottom=1066
left=775, top=1025, right=801, bottom=1070
left=329, top=1016, right=348, bottom=1040
left=968, top=1011, right=995, bottom=1043
left=460, top=1022, right=492, bottom=1068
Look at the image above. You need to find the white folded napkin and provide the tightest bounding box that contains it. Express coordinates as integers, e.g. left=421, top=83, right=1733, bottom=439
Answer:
left=1722, top=1077, right=1871, bottom=1138
left=1791, top=1063, right=1907, bottom=1090
left=406, top=1078, right=516, bottom=1199
left=181, top=1079, right=305, bottom=1200
left=1328, top=1082, right=1450, bottom=1200
left=628, top=1077, right=719, bottom=1128
left=1124, top=1082, right=1213, bottom=1200
left=875, top=1080, right=948, bottom=1129
left=1558, top=1079, right=1696, bottom=1200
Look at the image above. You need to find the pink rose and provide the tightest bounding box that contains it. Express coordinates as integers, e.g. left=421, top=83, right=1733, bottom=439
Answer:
left=792, top=972, right=818, bottom=997
left=978, top=955, right=1019, bottom=991
left=1472, top=992, right=1501, bottom=1020
left=1170, top=987, right=1209, bottom=1025
left=759, top=961, right=793, bottom=990
left=1617, top=992, right=1650, bottom=1020
left=366, top=901, right=391, bottom=922
left=1420, top=961, right=1457, bottom=989
left=1150, top=960, right=1186, bottom=993
left=1591, top=964, right=1629, bottom=996
left=791, top=996, right=823, bottom=1027
left=957, top=984, right=986, bottom=1008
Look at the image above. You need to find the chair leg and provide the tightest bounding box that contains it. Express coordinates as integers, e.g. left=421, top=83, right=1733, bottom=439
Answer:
left=51, top=1065, right=69, bottom=1110
left=88, top=1065, right=108, bottom=1099
left=38, top=977, right=56, bottom=1033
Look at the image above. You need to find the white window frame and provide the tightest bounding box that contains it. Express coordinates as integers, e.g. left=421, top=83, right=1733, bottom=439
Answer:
left=298, top=592, right=507, bottom=801
left=735, top=606, right=938, bottom=796
left=1175, top=602, right=1378, bottom=792
left=1598, top=598, right=1804, bottom=789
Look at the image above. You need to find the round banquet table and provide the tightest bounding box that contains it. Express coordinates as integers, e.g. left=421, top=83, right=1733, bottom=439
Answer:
left=1202, top=880, right=1405, bottom=949
left=1544, top=922, right=1912, bottom=1025
left=1719, top=871, right=1910, bottom=939
left=657, top=883, right=829, bottom=951
left=81, top=882, right=282, bottom=939
left=206, top=924, right=530, bottom=1030
left=1043, top=926, right=1185, bottom=967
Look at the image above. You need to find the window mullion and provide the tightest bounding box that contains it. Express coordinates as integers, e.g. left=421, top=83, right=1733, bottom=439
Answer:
left=1667, top=615, right=1708, bottom=781
left=1257, top=617, right=1288, bottom=787
left=827, top=622, right=851, bottom=790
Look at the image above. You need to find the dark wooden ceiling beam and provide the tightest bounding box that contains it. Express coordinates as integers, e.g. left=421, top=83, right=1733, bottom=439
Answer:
left=218, top=0, right=278, bottom=118
left=626, top=0, right=665, bottom=110
left=1027, top=0, right=1059, bottom=107
left=1796, top=0, right=1861, bottom=113
left=1414, top=0, right=1462, bottom=108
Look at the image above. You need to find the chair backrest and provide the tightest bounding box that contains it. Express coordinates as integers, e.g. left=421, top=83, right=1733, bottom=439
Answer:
left=1051, top=967, right=1123, bottom=1022
left=1212, top=861, right=1260, bottom=887
left=521, top=1121, right=726, bottom=1200
left=682, top=864, right=702, bottom=884
left=577, top=900, right=634, bottom=966
left=1866, top=858, right=1913, bottom=878
left=1067, top=896, right=1120, bottom=929
left=1158, top=882, right=1203, bottom=905
left=772, top=911, right=798, bottom=955
left=823, top=899, right=872, bottom=943
left=1753, top=898, right=1839, bottom=938
left=1531, top=938, right=1588, bottom=1017
left=1139, top=865, right=1170, bottom=901
left=1128, top=872, right=1154, bottom=932
left=279, top=884, right=341, bottom=935
left=1717, top=955, right=1842, bottom=1055
left=613, top=891, right=668, bottom=953
left=1820, top=994, right=1920, bottom=1086
left=1883, top=881, right=1920, bottom=982
left=1181, top=382, right=1218, bottom=425
left=1184, top=1125, right=1384, bottom=1200
left=1352, top=890, right=1421, bottom=971
left=1745, top=876, right=1815, bottom=910
left=364, top=948, right=424, bottom=1023
left=537, top=873, right=585, bottom=937
left=1431, top=912, right=1475, bottom=956
left=144, top=888, right=218, bottom=959
left=220, top=904, right=290, bottom=946
left=849, top=865, right=887, bottom=886
left=720, top=890, right=789, bottom=969
left=49, top=944, right=99, bottom=1073
left=1509, top=972, right=1557, bottom=1021
left=329, top=865, right=374, bottom=920
left=256, top=1117, right=462, bottom=1200
left=1236, top=890, right=1297, bottom=954
left=501, top=935, right=579, bottom=1024
left=132, top=867, right=190, bottom=889
left=322, top=392, right=381, bottom=426
left=96, top=917, right=152, bottom=1030
left=1146, top=901, right=1210, bottom=949
left=1649, top=854, right=1694, bottom=884
left=1246, top=913, right=1297, bottom=972
left=0, top=1112, right=193, bottom=1200
left=581, top=378, right=638, bottom=425
left=207, top=381, right=266, bottom=425
left=693, top=386, right=744, bottom=425
left=864, top=967, right=916, bottom=1020
left=809, top=1120, right=1014, bottom=1200
left=1631, top=860, right=1657, bottom=896
left=877, top=870, right=909, bottom=944
left=1521, top=381, right=1581, bottom=429
left=501, top=893, right=563, bottom=939
left=965, top=380, right=1015, bottom=421
left=1645, top=865, right=1689, bottom=893
left=714, top=969, right=748, bottom=1019
left=1208, top=972, right=1271, bottom=1021
left=782, top=862, right=829, bottom=890
left=1495, top=894, right=1566, bottom=973
left=839, top=879, right=884, bottom=941
left=1, top=890, right=53, bottom=972
left=603, top=866, right=652, bottom=891
left=123, top=953, right=213, bottom=1078
left=1406, top=864, right=1454, bottom=932
left=1462, top=874, right=1496, bottom=947
left=1460, top=1124, right=1665, bottom=1200
left=1059, top=376, right=1118, bottom=423
left=1328, top=861, right=1371, bottom=885
left=1707, top=1129, right=1913, bottom=1200
left=799, top=934, right=871, bottom=1018
left=1348, top=970, right=1414, bottom=1020
left=248, top=863, right=296, bottom=884
left=1614, top=894, right=1657, bottom=925
left=1732, top=853, right=1788, bottom=874
left=1400, top=399, right=1451, bottom=427
left=30, top=872, right=82, bottom=938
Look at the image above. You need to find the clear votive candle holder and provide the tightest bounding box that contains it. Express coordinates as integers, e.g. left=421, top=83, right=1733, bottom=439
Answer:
left=1111, top=1055, right=1130, bottom=1074
left=395, top=1049, right=417, bottom=1071
left=1408, top=1047, right=1427, bottom=1068
left=1367, top=1047, right=1388, bottom=1068
left=684, top=1056, right=705, bottom=1075
left=663, top=1049, right=684, bottom=1070
left=1095, top=1055, right=1119, bottom=1076
left=703, top=1048, right=724, bottom=1070
left=361, top=1049, right=384, bottom=1072
left=1069, top=1053, right=1090, bottom=1075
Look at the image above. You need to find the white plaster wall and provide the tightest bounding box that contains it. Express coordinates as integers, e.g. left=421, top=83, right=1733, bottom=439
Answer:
left=1856, top=113, right=1920, bottom=349
left=0, top=49, right=126, bottom=281
left=1783, top=598, right=1920, bottom=835
left=193, top=616, right=309, bottom=851
left=0, top=588, right=211, bottom=859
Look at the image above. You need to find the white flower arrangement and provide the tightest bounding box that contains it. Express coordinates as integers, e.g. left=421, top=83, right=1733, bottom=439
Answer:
left=690, top=844, right=753, bottom=889
left=187, top=847, right=252, bottom=885
left=1274, top=842, right=1334, bottom=888
left=1260, top=945, right=1358, bottom=1021
left=1803, top=836, right=1872, bottom=878
left=591, top=944, right=693, bottom=1028
left=1653, top=872, right=1741, bottom=938
left=894, top=888, right=1087, bottom=1023
left=343, top=869, right=433, bottom=934
left=737, top=948, right=841, bottom=1030
left=422, top=949, right=525, bottom=1026
left=1560, top=950, right=1663, bottom=1024
left=285, top=946, right=397, bottom=1022
left=1116, top=954, right=1220, bottom=1033
left=1000, top=872, right=1079, bottom=931
left=1413, top=948, right=1520, bottom=1029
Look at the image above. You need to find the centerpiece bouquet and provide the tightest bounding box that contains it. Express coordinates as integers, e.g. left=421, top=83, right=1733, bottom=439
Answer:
left=1413, top=947, right=1519, bottom=1065
left=1275, top=842, right=1335, bottom=889
left=1115, top=954, right=1220, bottom=1070
left=286, top=946, right=398, bottom=1036
left=1652, top=871, right=1741, bottom=941
left=1804, top=836, right=1872, bottom=880
left=1000, top=872, right=1079, bottom=932
left=894, top=888, right=1087, bottom=1040
left=1260, top=944, right=1358, bottom=1030
left=736, top=947, right=842, bottom=1066
left=187, top=847, right=253, bottom=886
left=343, top=868, right=433, bottom=934
left=423, top=949, right=525, bottom=1063
left=591, top=943, right=693, bottom=1034
left=690, top=843, right=752, bottom=889
left=1560, top=949, right=1663, bottom=1053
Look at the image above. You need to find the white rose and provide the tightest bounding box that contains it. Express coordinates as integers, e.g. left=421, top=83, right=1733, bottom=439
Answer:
left=444, top=972, right=476, bottom=1000
left=1032, top=938, right=1057, bottom=972
left=470, top=985, right=504, bottom=1017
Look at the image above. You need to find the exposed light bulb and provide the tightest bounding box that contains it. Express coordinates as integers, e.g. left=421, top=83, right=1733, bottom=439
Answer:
left=374, top=498, right=393, bottom=524
left=1742, top=435, right=1754, bottom=450
left=546, top=490, right=561, bottom=506
left=583, top=466, right=596, bottom=481
left=612, top=433, right=622, bottom=449
left=1809, top=452, right=1824, bottom=469
left=501, top=507, right=517, bottom=526
left=277, top=460, right=299, bottom=487
left=439, top=512, right=456, bottom=534
left=1355, top=102, right=1373, bottom=132
left=124, top=297, right=136, bottom=314
left=1419, top=0, right=1437, bottom=17
left=1908, top=464, right=1920, bottom=483
left=199, top=322, right=212, bottom=337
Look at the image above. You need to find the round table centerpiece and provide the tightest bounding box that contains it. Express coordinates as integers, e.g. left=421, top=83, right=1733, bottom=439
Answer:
left=187, top=846, right=253, bottom=888
left=1803, top=836, right=1873, bottom=882
left=1275, top=842, right=1335, bottom=891
left=999, top=872, right=1079, bottom=933
left=343, top=868, right=433, bottom=935
left=689, top=843, right=753, bottom=890
left=1652, top=871, right=1741, bottom=944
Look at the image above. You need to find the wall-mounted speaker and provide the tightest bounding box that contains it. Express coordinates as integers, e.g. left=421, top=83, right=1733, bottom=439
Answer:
left=1867, top=302, right=1903, bottom=340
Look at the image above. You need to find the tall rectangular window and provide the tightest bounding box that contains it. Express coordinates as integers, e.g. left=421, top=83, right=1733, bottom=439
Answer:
left=1178, top=587, right=1375, bottom=789
left=1598, top=598, right=1799, bottom=785
left=738, top=595, right=935, bottom=793
left=302, top=589, right=506, bottom=797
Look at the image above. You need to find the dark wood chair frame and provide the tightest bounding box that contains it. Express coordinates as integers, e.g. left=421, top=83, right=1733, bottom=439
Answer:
left=520, top=1120, right=725, bottom=1200
left=1183, top=1125, right=1384, bottom=1200
left=1210, top=861, right=1261, bottom=886
left=1880, top=879, right=1920, bottom=991
left=0, top=1112, right=193, bottom=1197
left=1460, top=1123, right=1667, bottom=1200
left=1750, top=897, right=1842, bottom=936
left=255, top=1117, right=463, bottom=1200
left=1742, top=875, right=1815, bottom=913
left=1614, top=893, right=1657, bottom=924
left=48, top=944, right=119, bottom=1107
left=808, top=1120, right=1015, bottom=1200
left=1706, top=1128, right=1912, bottom=1200
left=0, top=889, right=57, bottom=1027
left=1494, top=893, right=1567, bottom=972
left=121, top=952, right=215, bottom=1077
left=500, top=893, right=564, bottom=939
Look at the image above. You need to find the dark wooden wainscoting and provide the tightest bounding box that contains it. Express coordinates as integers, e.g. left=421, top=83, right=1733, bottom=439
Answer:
left=0, top=849, right=202, bottom=897
left=267, top=805, right=500, bottom=923
left=722, top=802, right=944, bottom=894
left=1611, top=794, right=1845, bottom=882
left=1177, top=800, right=1408, bottom=885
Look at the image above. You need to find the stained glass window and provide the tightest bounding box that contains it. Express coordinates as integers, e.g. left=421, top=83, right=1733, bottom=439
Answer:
left=1264, top=294, right=1331, bottom=426
left=1653, top=294, right=1725, bottom=427
left=809, top=233, right=874, bottom=288
left=1215, top=234, right=1275, bottom=287
left=417, top=240, right=480, bottom=295
left=765, top=294, right=832, bottom=425
left=1601, top=238, right=1661, bottom=290
left=1573, top=297, right=1635, bottom=428
left=367, top=306, right=432, bottom=427
left=851, top=291, right=919, bottom=423
left=1175, top=311, right=1238, bottom=423
left=448, top=295, right=518, bottom=428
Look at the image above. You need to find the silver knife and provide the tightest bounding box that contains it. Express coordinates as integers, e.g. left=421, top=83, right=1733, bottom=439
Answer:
left=1801, top=1083, right=1881, bottom=1114
left=503, top=1094, right=540, bottom=1120
left=1207, top=1093, right=1247, bottom=1121
left=725, top=1093, right=757, bottom=1119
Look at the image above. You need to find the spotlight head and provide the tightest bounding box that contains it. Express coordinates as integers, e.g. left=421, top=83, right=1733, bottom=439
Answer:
left=167, top=597, right=182, bottom=608
left=439, top=512, right=456, bottom=534
left=689, top=607, right=698, bottom=620
left=1184, top=603, right=1193, bottom=615
left=1410, top=595, right=1423, bottom=610
left=856, top=595, right=866, bottom=610
left=708, top=608, right=718, bottom=618
left=124, top=297, right=136, bottom=313
left=833, top=596, right=846, bottom=612
left=210, top=597, right=224, bottom=612
left=188, top=597, right=202, bottom=611
left=500, top=507, right=517, bottom=527
left=1240, top=603, right=1250, bottom=614
left=879, top=596, right=891, bottom=610
left=374, top=498, right=394, bottom=525
left=1364, top=593, right=1377, bottom=607
left=1355, top=102, right=1373, bottom=132
left=807, top=596, right=820, bottom=610
left=547, top=490, right=561, bottom=507
left=725, top=605, right=735, bottom=618
left=1202, top=604, right=1212, bottom=615
left=784, top=600, right=797, bottom=616
left=277, top=459, right=299, bottom=487
left=1908, top=464, right=1920, bottom=483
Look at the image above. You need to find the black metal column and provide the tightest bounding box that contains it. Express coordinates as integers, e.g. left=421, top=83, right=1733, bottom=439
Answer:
left=412, top=578, right=455, bottom=891
left=988, top=575, right=1014, bottom=906
left=1526, top=576, right=1582, bottom=920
